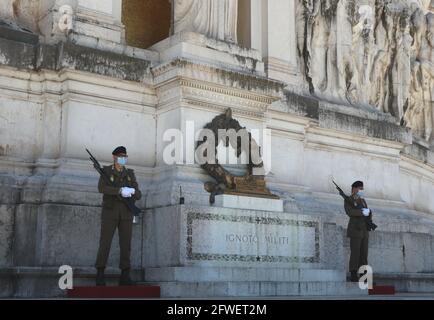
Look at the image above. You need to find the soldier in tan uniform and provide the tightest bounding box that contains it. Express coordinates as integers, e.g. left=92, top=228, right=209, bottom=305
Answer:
left=345, top=181, right=373, bottom=282
left=95, top=146, right=142, bottom=286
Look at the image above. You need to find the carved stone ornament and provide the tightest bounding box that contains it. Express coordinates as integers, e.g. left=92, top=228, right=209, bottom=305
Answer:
left=196, top=108, right=279, bottom=203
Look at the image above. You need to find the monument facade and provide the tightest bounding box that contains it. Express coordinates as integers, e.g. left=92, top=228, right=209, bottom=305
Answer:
left=0, top=0, right=434, bottom=297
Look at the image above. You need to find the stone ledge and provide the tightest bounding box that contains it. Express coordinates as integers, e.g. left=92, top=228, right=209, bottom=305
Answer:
left=0, top=37, right=36, bottom=70
left=151, top=31, right=262, bottom=62
left=0, top=28, right=152, bottom=82
left=0, top=267, right=144, bottom=298
left=0, top=22, right=38, bottom=45
left=145, top=266, right=345, bottom=282
left=283, top=91, right=412, bottom=145
left=319, top=108, right=412, bottom=145
left=152, top=57, right=283, bottom=96
left=403, top=139, right=434, bottom=166
left=0, top=266, right=142, bottom=278
left=150, top=32, right=265, bottom=76
left=54, top=42, right=151, bottom=82
left=374, top=272, right=434, bottom=293
left=212, top=194, right=283, bottom=212
left=374, top=272, right=434, bottom=280
left=283, top=91, right=320, bottom=120
left=145, top=280, right=368, bottom=297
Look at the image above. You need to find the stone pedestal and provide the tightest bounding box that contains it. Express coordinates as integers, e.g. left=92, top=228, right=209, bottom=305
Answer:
left=141, top=204, right=368, bottom=297
left=143, top=205, right=322, bottom=269
left=213, top=194, right=283, bottom=212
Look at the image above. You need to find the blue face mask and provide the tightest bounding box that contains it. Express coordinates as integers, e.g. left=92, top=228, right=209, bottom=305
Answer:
left=117, top=157, right=127, bottom=166
left=357, top=191, right=364, bottom=198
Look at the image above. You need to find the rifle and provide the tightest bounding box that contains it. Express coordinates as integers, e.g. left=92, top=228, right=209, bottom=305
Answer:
left=332, top=180, right=377, bottom=231
left=332, top=180, right=351, bottom=202
left=86, top=148, right=141, bottom=220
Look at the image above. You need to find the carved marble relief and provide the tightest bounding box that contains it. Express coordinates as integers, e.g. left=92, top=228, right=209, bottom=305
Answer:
left=298, top=0, right=434, bottom=142
left=0, top=1, right=15, bottom=22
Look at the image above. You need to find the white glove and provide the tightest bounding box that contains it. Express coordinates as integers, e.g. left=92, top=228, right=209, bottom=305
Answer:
left=362, top=208, right=371, bottom=217
left=120, top=187, right=135, bottom=198
left=120, top=187, right=131, bottom=198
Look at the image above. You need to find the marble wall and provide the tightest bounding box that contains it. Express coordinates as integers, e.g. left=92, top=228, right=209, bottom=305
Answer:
left=1, top=0, right=434, bottom=297
left=2, top=1, right=431, bottom=146
left=1, top=0, right=433, bottom=215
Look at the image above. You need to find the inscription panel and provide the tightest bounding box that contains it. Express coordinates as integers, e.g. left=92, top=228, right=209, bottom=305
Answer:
left=186, top=212, right=320, bottom=263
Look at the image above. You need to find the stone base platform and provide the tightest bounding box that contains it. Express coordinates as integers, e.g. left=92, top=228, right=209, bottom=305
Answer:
left=142, top=266, right=368, bottom=297
left=147, top=281, right=367, bottom=298
left=0, top=267, right=143, bottom=298
left=373, top=273, right=434, bottom=293
left=144, top=267, right=345, bottom=282
left=2, top=202, right=433, bottom=298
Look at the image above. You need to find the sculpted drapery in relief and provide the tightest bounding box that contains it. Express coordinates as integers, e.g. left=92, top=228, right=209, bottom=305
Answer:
left=298, top=0, right=434, bottom=142
left=0, top=1, right=15, bottom=22
left=351, top=4, right=375, bottom=106
left=172, top=0, right=238, bottom=43
left=0, top=0, right=41, bottom=33
left=302, top=0, right=340, bottom=98
left=406, top=11, right=434, bottom=141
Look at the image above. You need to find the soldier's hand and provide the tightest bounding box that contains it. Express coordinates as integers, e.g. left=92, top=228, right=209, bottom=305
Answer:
left=120, top=187, right=133, bottom=198
left=362, top=208, right=370, bottom=217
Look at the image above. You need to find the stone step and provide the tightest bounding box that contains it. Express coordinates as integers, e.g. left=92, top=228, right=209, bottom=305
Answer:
left=141, top=281, right=368, bottom=297
left=67, top=285, right=160, bottom=298
left=145, top=267, right=346, bottom=283
left=374, top=273, right=434, bottom=293
left=0, top=267, right=143, bottom=298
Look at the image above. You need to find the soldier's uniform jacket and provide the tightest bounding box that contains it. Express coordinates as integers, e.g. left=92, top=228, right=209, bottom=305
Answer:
left=98, top=165, right=142, bottom=220
left=344, top=194, right=369, bottom=238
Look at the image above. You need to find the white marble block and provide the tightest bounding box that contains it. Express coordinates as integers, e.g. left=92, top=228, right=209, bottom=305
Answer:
left=143, top=205, right=321, bottom=269
left=213, top=194, right=283, bottom=212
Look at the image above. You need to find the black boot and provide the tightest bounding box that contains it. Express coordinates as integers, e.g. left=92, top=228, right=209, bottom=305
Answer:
left=96, top=268, right=106, bottom=286
left=349, top=271, right=359, bottom=282
left=119, top=269, right=135, bottom=286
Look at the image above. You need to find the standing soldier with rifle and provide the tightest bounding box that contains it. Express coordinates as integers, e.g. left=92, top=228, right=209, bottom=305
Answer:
left=333, top=180, right=377, bottom=282
left=87, top=146, right=142, bottom=286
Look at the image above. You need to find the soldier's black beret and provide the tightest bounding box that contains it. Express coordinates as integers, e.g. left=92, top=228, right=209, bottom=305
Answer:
left=351, top=181, right=364, bottom=188
left=112, top=146, right=127, bottom=155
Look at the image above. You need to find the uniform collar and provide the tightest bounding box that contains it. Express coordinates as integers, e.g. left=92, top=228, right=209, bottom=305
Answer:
left=112, top=165, right=127, bottom=176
